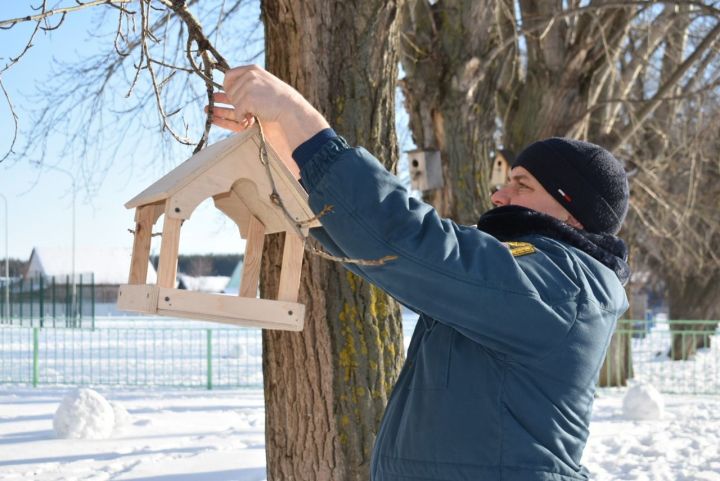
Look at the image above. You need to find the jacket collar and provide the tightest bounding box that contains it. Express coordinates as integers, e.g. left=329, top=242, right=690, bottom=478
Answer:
left=476, top=205, right=631, bottom=285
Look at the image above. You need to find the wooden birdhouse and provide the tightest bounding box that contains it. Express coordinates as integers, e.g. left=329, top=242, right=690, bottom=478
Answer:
left=490, top=149, right=513, bottom=191
left=117, top=125, right=319, bottom=331
left=407, top=149, right=443, bottom=191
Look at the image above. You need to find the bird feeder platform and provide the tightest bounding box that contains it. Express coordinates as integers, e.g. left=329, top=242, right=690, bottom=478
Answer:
left=117, top=125, right=319, bottom=331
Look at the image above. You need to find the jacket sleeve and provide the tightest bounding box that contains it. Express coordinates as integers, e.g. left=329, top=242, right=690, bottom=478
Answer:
left=300, top=137, right=580, bottom=360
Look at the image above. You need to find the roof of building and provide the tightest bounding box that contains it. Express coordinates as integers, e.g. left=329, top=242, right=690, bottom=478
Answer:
left=25, top=246, right=157, bottom=285
left=223, top=260, right=243, bottom=295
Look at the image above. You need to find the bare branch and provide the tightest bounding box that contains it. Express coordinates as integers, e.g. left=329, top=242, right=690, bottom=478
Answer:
left=194, top=50, right=214, bottom=153
left=0, top=0, right=134, bottom=28
left=157, top=0, right=230, bottom=71
left=0, top=78, right=19, bottom=163
left=1, top=16, right=43, bottom=75
left=610, top=20, right=720, bottom=149
left=140, top=0, right=192, bottom=145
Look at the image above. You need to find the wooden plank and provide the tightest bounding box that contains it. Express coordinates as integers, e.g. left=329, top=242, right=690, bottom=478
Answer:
left=228, top=179, right=286, bottom=235
left=128, top=204, right=160, bottom=284
left=117, top=284, right=159, bottom=314
left=126, top=124, right=317, bottom=235
left=239, top=215, right=265, bottom=298
left=157, top=288, right=303, bottom=331
left=125, top=129, right=256, bottom=208
left=167, top=168, right=242, bottom=220
left=156, top=216, right=182, bottom=288
left=214, top=185, right=257, bottom=238
left=277, top=233, right=305, bottom=302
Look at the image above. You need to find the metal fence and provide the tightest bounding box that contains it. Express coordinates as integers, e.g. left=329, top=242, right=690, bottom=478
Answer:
left=0, top=322, right=262, bottom=389
left=602, top=318, right=719, bottom=394
left=0, top=318, right=718, bottom=392
left=0, top=274, right=96, bottom=328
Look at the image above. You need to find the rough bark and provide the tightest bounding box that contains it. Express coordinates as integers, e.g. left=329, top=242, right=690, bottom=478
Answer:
left=598, top=292, right=634, bottom=387
left=597, top=316, right=634, bottom=387
left=667, top=272, right=720, bottom=361
left=260, top=2, right=405, bottom=481
left=503, top=1, right=635, bottom=150
left=399, top=0, right=505, bottom=221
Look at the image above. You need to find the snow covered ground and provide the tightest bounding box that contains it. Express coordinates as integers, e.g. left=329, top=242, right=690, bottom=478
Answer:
left=1, top=312, right=718, bottom=479
left=1, top=386, right=719, bottom=481
left=0, top=387, right=267, bottom=481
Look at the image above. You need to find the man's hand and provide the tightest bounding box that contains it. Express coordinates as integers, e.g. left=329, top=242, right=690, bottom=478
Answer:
left=206, top=65, right=330, bottom=178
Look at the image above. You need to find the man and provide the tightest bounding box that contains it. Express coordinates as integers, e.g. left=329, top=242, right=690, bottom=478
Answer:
left=212, top=65, right=630, bottom=481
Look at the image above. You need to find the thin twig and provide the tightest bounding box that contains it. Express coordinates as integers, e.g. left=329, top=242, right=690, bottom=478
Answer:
left=0, top=0, right=134, bottom=28
left=307, top=246, right=398, bottom=266
left=141, top=0, right=192, bottom=145
left=194, top=50, right=214, bottom=153
left=1, top=15, right=43, bottom=75
left=128, top=228, right=162, bottom=237
left=0, top=78, right=18, bottom=163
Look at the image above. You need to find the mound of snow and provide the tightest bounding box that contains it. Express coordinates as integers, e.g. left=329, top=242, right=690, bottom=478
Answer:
left=110, top=401, right=132, bottom=433
left=622, top=383, right=664, bottom=420
left=53, top=388, right=115, bottom=439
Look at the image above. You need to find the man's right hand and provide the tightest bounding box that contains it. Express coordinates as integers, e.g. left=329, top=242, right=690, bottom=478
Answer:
left=209, top=64, right=330, bottom=154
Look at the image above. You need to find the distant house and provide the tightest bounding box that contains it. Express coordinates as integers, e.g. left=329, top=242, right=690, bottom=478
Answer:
left=222, top=260, right=244, bottom=295
left=25, top=247, right=157, bottom=312
left=176, top=273, right=230, bottom=293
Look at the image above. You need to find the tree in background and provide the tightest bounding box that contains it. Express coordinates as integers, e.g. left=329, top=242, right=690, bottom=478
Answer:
left=399, top=1, right=720, bottom=379
left=1, top=2, right=404, bottom=480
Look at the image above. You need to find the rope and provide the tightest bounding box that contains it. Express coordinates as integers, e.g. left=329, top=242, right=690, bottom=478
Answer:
left=128, top=118, right=397, bottom=267
left=253, top=117, right=396, bottom=266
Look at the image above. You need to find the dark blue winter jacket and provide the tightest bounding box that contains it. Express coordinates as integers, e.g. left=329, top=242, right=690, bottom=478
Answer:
left=297, top=134, right=629, bottom=481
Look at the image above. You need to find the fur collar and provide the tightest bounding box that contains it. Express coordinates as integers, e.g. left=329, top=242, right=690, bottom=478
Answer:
left=476, top=205, right=630, bottom=285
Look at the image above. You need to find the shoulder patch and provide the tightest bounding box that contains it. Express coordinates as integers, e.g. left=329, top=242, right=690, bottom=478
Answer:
left=503, top=241, right=536, bottom=257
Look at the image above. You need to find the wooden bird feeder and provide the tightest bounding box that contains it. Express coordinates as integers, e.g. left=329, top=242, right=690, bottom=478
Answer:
left=117, top=125, right=319, bottom=331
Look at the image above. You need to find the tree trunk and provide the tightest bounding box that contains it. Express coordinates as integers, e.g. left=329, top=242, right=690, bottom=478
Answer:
left=597, top=319, right=634, bottom=387
left=399, top=0, right=505, bottom=221
left=503, top=2, right=634, bottom=150
left=667, top=271, right=720, bottom=361
left=598, top=293, right=635, bottom=387
left=260, top=2, right=405, bottom=480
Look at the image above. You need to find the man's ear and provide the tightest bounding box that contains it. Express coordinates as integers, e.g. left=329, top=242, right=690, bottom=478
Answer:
left=567, top=215, right=584, bottom=230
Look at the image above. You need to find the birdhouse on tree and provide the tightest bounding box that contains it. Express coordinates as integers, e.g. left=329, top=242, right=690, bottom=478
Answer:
left=407, top=149, right=443, bottom=191
left=117, top=125, right=319, bottom=331
left=490, top=149, right=513, bottom=191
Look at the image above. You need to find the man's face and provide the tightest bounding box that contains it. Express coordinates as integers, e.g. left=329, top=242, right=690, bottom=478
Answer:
left=490, top=166, right=583, bottom=229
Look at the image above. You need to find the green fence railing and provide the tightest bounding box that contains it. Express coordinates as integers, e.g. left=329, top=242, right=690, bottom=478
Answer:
left=0, top=273, right=96, bottom=328
left=1, top=318, right=717, bottom=392
left=601, top=318, right=719, bottom=394
left=0, top=324, right=262, bottom=389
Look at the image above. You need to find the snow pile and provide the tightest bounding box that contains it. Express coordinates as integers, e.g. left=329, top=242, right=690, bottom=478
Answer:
left=53, top=388, right=116, bottom=439
left=110, top=401, right=132, bottom=432
left=622, top=383, right=664, bottom=420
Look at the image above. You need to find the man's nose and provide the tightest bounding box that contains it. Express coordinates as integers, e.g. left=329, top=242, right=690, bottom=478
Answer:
left=491, top=186, right=511, bottom=207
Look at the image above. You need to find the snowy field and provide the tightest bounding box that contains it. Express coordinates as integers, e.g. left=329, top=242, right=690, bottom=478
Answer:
left=1, top=314, right=719, bottom=480
left=1, top=386, right=719, bottom=481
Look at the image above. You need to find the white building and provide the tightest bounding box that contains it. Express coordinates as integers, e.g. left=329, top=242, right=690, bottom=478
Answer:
left=25, top=246, right=156, bottom=285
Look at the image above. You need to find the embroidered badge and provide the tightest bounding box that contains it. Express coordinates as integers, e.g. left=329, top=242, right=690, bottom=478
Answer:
left=503, top=241, right=536, bottom=257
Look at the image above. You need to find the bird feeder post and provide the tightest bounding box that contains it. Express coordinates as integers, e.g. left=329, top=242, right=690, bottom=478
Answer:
left=238, top=215, right=265, bottom=299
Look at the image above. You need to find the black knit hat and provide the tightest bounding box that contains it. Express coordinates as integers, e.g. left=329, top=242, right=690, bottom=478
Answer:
left=512, top=138, right=629, bottom=235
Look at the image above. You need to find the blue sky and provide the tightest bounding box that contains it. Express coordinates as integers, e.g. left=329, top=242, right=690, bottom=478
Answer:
left=0, top=3, right=413, bottom=264
left=0, top=3, right=245, bottom=261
